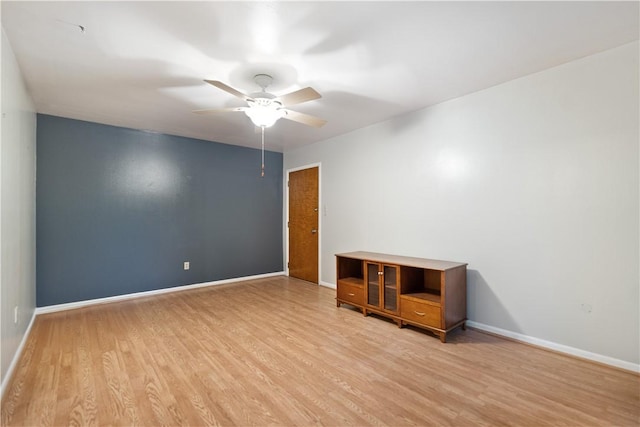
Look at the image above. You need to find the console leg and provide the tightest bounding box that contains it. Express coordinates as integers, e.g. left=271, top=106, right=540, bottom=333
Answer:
left=440, top=333, right=447, bottom=343
left=461, top=322, right=466, bottom=331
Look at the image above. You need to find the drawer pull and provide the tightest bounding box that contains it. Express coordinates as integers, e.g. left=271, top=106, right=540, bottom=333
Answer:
left=414, top=311, right=425, bottom=316
left=348, top=293, right=355, bottom=296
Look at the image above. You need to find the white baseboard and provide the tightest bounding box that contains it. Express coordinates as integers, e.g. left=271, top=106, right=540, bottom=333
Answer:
left=466, top=320, right=639, bottom=373
left=318, top=280, right=336, bottom=289
left=36, top=271, right=285, bottom=315
left=1, top=310, right=37, bottom=399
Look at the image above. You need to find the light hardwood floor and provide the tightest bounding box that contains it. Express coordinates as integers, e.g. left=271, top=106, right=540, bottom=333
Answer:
left=2, top=276, right=638, bottom=426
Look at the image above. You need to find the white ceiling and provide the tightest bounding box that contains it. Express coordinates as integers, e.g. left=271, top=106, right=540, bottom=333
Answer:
left=2, top=1, right=638, bottom=152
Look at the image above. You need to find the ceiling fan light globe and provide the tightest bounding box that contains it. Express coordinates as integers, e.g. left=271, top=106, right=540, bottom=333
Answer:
left=245, top=105, right=284, bottom=128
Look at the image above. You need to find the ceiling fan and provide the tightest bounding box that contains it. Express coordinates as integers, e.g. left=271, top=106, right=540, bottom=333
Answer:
left=193, top=74, right=327, bottom=129
left=194, top=74, right=326, bottom=177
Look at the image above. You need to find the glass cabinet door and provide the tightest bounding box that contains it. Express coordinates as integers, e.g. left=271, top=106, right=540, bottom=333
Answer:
left=383, top=265, right=398, bottom=311
left=366, top=262, right=380, bottom=306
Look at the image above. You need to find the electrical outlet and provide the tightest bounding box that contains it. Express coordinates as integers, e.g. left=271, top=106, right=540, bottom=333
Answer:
left=14, top=306, right=18, bottom=324
left=183, top=261, right=190, bottom=270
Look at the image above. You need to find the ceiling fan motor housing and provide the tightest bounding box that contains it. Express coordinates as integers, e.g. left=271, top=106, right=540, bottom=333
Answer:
left=249, top=91, right=277, bottom=101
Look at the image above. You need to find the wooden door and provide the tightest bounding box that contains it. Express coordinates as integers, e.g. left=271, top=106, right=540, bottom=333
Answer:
left=288, top=167, right=319, bottom=283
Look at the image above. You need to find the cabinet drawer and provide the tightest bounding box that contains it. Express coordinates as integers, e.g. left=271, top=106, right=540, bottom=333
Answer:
left=337, top=282, right=364, bottom=306
left=401, top=298, right=441, bottom=328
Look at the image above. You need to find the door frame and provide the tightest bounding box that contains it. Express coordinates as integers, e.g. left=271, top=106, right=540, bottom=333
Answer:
left=285, top=163, right=321, bottom=284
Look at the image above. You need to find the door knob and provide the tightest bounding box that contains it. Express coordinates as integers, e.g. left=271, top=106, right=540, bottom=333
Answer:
left=311, top=229, right=317, bottom=234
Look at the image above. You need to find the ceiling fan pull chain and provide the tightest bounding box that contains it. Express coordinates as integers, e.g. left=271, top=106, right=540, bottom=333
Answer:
left=261, top=125, right=265, bottom=177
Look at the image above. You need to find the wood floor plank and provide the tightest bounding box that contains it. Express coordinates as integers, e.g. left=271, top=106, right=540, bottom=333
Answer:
left=2, top=276, right=639, bottom=426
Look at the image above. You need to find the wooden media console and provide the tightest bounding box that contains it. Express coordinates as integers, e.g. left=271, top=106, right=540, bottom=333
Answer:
left=336, top=251, right=468, bottom=342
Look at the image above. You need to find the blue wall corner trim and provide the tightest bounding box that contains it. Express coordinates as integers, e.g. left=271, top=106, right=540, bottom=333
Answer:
left=36, top=114, right=283, bottom=306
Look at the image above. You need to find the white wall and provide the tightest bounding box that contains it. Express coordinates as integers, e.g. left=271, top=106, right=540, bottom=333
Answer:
left=0, top=28, right=37, bottom=389
left=285, top=42, right=639, bottom=367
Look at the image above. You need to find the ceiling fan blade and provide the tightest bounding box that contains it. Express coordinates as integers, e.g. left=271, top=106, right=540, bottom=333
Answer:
left=276, top=87, right=321, bottom=106
left=282, top=109, right=327, bottom=128
left=204, top=80, right=253, bottom=101
left=193, top=106, right=247, bottom=114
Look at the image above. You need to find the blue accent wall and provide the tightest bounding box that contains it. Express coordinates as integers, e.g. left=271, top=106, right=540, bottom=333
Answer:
left=36, top=114, right=283, bottom=306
